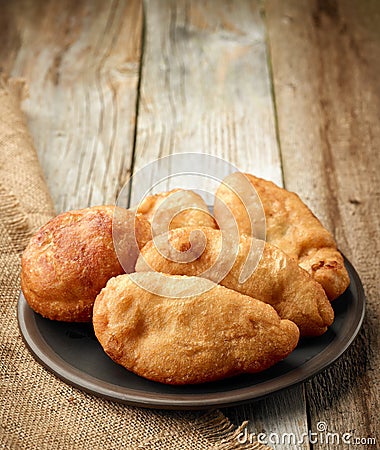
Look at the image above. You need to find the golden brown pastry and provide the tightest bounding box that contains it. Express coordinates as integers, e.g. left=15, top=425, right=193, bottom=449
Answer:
left=136, top=188, right=217, bottom=233
left=93, top=272, right=300, bottom=384
left=214, top=173, right=350, bottom=300
left=21, top=206, right=151, bottom=322
left=136, top=227, right=334, bottom=336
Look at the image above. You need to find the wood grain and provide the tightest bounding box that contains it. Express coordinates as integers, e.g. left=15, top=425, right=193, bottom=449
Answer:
left=131, top=0, right=283, bottom=182
left=133, top=1, right=309, bottom=448
left=266, top=0, right=380, bottom=447
left=0, top=0, right=142, bottom=212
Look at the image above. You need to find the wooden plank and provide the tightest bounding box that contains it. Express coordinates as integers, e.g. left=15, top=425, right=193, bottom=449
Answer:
left=132, top=0, right=283, bottom=182
left=0, top=0, right=142, bottom=212
left=133, top=1, right=309, bottom=448
left=266, top=0, right=380, bottom=448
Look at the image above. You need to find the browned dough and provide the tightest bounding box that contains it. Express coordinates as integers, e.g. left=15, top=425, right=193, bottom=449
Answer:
left=214, top=173, right=350, bottom=300
left=136, top=188, right=218, bottom=231
left=21, top=206, right=151, bottom=322
left=93, top=272, right=300, bottom=384
left=136, top=227, right=334, bottom=336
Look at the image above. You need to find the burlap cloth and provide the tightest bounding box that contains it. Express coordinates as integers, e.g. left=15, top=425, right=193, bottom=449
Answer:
left=0, top=78, right=270, bottom=450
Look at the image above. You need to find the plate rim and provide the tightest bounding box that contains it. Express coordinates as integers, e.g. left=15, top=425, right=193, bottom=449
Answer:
left=17, top=255, right=366, bottom=410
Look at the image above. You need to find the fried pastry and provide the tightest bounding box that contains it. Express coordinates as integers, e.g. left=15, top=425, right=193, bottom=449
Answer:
left=136, top=188, right=217, bottom=233
left=214, top=173, right=350, bottom=300
left=92, top=272, right=300, bottom=384
left=21, top=206, right=151, bottom=322
left=136, top=227, right=334, bottom=336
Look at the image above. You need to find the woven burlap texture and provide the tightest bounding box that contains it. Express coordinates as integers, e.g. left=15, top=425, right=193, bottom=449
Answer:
left=0, top=77, right=271, bottom=450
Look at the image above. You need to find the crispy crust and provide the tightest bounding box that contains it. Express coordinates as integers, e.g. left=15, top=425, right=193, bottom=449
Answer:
left=93, top=273, right=300, bottom=384
left=136, top=227, right=334, bottom=336
left=214, top=173, right=350, bottom=300
left=21, top=206, right=151, bottom=322
left=136, top=189, right=218, bottom=230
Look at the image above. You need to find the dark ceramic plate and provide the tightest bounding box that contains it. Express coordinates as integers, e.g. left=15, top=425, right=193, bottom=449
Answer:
left=18, top=256, right=365, bottom=410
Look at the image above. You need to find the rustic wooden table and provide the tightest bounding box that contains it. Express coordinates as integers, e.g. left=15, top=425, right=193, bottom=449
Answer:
left=2, top=1, right=378, bottom=449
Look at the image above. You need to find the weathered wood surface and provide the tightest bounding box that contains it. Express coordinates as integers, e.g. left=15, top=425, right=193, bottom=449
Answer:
left=266, top=0, right=380, bottom=448
left=0, top=0, right=142, bottom=213
left=1, top=0, right=379, bottom=448
left=131, top=0, right=283, bottom=182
